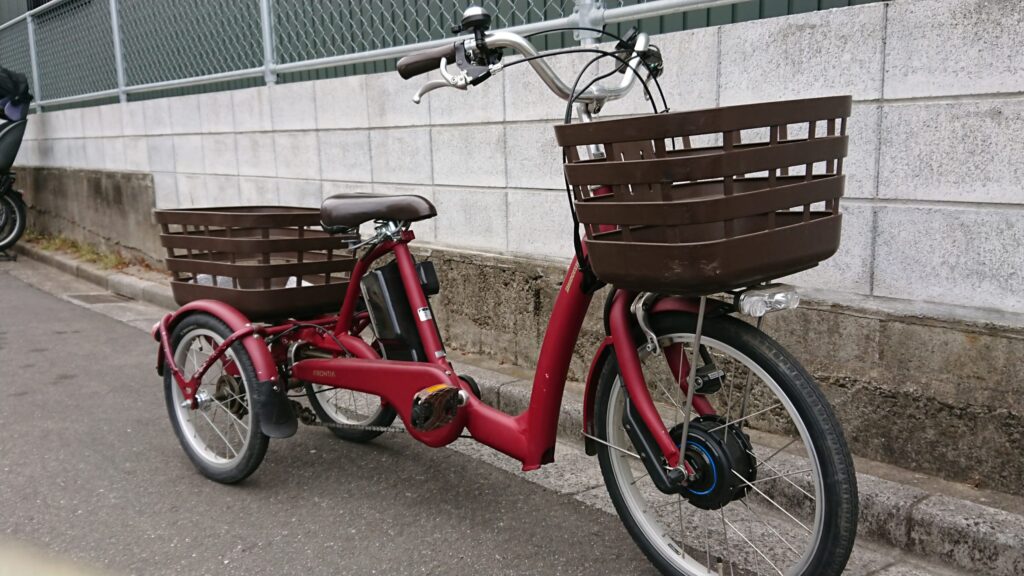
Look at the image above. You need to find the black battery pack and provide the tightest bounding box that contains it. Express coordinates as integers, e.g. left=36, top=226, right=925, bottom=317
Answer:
left=360, top=260, right=439, bottom=362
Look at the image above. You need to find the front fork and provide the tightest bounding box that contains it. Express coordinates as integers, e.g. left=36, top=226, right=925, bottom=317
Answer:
left=606, top=290, right=717, bottom=487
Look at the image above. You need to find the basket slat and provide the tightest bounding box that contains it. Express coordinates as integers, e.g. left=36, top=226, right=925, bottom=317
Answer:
left=553, top=96, right=852, bottom=146
left=574, top=175, right=844, bottom=227
left=565, top=135, right=847, bottom=186
left=159, top=234, right=345, bottom=254
left=165, top=257, right=356, bottom=279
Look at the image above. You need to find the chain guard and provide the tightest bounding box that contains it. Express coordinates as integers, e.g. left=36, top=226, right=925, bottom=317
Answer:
left=290, top=400, right=407, bottom=434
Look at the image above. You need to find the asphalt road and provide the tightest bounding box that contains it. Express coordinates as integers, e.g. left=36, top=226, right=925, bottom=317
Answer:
left=0, top=262, right=655, bottom=576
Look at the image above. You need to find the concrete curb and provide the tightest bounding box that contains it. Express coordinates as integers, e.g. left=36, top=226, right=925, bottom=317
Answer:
left=14, top=243, right=177, bottom=310
left=13, top=243, right=1022, bottom=576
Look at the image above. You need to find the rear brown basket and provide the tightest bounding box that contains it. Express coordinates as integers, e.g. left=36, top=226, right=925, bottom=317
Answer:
left=154, top=206, right=356, bottom=320
left=554, top=95, right=851, bottom=295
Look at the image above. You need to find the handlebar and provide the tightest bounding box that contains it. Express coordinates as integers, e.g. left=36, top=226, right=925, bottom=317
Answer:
left=398, top=8, right=655, bottom=112
left=397, top=42, right=458, bottom=80
left=485, top=30, right=649, bottom=105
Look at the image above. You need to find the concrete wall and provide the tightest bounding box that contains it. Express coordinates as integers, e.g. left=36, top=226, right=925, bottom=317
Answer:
left=18, top=167, right=161, bottom=261
left=15, top=0, right=1024, bottom=322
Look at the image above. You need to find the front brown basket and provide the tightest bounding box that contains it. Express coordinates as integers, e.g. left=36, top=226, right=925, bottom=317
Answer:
left=555, top=96, right=851, bottom=295
left=154, top=206, right=357, bottom=320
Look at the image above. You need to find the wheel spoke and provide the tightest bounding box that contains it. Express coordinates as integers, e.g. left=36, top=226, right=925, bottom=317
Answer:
left=724, top=517, right=783, bottom=576
left=704, top=509, right=713, bottom=572
left=676, top=497, right=685, bottom=563
left=314, top=384, right=382, bottom=427
left=731, top=469, right=811, bottom=534
left=720, top=507, right=734, bottom=576
left=652, top=377, right=686, bottom=418
left=583, top=432, right=642, bottom=460
left=749, top=451, right=815, bottom=501
left=198, top=409, right=238, bottom=458
left=750, top=468, right=811, bottom=486
left=211, top=399, right=249, bottom=441
left=186, top=347, right=199, bottom=375
left=630, top=470, right=651, bottom=486
left=216, top=389, right=250, bottom=412
left=708, top=403, right=783, bottom=433
left=741, top=500, right=799, bottom=556
left=756, top=438, right=799, bottom=469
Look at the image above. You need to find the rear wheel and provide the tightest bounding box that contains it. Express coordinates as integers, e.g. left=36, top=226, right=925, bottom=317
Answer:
left=305, top=384, right=397, bottom=442
left=594, top=312, right=857, bottom=576
left=164, top=313, right=269, bottom=484
left=0, top=194, right=26, bottom=251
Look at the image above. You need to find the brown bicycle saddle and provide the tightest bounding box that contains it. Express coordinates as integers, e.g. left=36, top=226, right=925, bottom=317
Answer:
left=320, top=193, right=437, bottom=231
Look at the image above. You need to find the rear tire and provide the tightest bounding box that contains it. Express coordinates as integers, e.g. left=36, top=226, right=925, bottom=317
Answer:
left=0, top=194, right=26, bottom=251
left=164, top=313, right=269, bottom=484
left=594, top=312, right=857, bottom=576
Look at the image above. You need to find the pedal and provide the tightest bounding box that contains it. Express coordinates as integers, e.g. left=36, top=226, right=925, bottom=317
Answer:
left=290, top=400, right=318, bottom=426
left=410, top=384, right=467, bottom=431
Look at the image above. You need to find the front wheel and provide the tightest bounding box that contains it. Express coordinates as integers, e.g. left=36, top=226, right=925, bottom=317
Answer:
left=594, top=312, right=857, bottom=576
left=0, top=193, right=26, bottom=251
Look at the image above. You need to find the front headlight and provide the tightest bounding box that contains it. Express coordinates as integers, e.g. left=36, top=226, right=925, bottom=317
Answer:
left=736, top=285, right=800, bottom=318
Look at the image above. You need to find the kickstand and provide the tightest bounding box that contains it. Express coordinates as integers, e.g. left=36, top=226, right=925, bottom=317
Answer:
left=0, top=249, right=16, bottom=262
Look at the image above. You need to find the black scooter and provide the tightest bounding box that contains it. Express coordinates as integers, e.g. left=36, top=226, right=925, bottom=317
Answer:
left=0, top=67, right=32, bottom=260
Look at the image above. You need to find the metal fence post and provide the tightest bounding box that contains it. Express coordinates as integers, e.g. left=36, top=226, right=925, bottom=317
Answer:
left=259, top=0, right=277, bottom=85
left=26, top=15, right=42, bottom=109
left=109, top=0, right=127, bottom=103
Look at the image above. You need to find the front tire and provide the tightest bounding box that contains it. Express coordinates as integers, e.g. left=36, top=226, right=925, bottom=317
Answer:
left=164, top=313, right=269, bottom=484
left=594, top=312, right=857, bottom=576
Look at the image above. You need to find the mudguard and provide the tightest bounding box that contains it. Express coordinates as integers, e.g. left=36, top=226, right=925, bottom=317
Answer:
left=153, top=299, right=296, bottom=439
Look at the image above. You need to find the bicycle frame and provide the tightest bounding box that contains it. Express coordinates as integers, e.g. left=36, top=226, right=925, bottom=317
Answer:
left=155, top=225, right=711, bottom=471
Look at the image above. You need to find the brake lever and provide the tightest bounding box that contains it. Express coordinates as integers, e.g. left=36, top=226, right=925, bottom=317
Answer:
left=413, top=79, right=456, bottom=104
left=412, top=57, right=468, bottom=104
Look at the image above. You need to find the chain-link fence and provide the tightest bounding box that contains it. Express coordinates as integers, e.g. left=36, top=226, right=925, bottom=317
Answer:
left=32, top=0, right=118, bottom=100
left=273, top=1, right=569, bottom=65
left=0, top=0, right=880, bottom=108
left=0, top=18, right=32, bottom=96
left=119, top=0, right=264, bottom=86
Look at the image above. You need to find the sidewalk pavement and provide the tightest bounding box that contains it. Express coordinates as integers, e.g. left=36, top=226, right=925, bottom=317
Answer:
left=9, top=243, right=1021, bottom=575
left=0, top=540, right=111, bottom=576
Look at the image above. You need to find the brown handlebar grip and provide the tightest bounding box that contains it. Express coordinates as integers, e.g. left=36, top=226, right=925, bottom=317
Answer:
left=397, top=43, right=458, bottom=80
